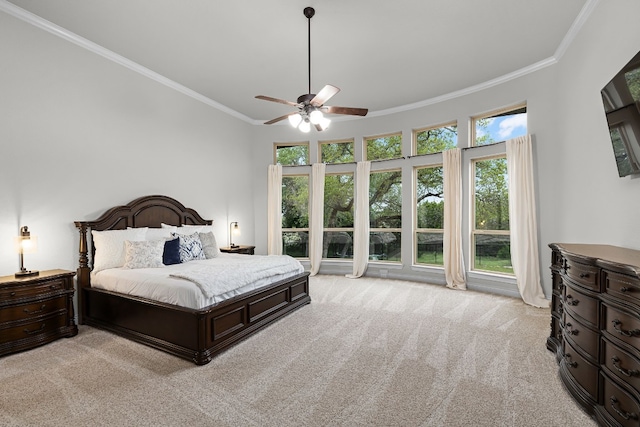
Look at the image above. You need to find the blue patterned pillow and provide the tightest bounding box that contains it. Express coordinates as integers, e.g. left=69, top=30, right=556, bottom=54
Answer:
left=172, top=232, right=205, bottom=263
left=163, top=237, right=181, bottom=265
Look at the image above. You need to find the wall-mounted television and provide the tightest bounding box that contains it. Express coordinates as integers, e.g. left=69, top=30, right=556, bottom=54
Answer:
left=601, top=51, right=640, bottom=177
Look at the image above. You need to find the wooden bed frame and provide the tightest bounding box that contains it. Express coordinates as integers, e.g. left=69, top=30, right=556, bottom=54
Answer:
left=74, top=195, right=310, bottom=365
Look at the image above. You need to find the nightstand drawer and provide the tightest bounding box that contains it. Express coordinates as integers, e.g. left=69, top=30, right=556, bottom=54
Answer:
left=0, top=278, right=67, bottom=304
left=0, top=313, right=67, bottom=344
left=0, top=296, right=67, bottom=324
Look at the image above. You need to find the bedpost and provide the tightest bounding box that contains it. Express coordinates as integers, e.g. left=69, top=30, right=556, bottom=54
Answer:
left=75, top=221, right=90, bottom=324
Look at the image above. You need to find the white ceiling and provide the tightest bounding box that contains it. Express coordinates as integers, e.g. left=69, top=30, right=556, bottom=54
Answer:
left=4, top=0, right=592, bottom=124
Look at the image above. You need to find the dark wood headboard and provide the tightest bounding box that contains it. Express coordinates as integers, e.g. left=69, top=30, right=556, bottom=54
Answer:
left=74, top=195, right=212, bottom=321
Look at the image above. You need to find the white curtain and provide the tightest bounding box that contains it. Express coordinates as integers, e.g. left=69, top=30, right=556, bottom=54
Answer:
left=347, top=161, right=371, bottom=279
left=443, top=148, right=467, bottom=289
left=506, top=135, right=549, bottom=308
left=309, top=163, right=325, bottom=275
left=267, top=164, right=283, bottom=255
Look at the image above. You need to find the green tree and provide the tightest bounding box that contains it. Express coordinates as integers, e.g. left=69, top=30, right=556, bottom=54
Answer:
left=416, top=125, right=457, bottom=155
left=277, top=145, right=308, bottom=165
left=321, top=141, right=354, bottom=163
left=475, top=157, right=508, bottom=230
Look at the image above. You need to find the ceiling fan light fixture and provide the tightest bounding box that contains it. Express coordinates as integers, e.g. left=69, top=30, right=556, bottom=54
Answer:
left=309, top=109, right=323, bottom=125
left=318, top=116, right=331, bottom=130
left=288, top=113, right=303, bottom=128
left=298, top=120, right=311, bottom=133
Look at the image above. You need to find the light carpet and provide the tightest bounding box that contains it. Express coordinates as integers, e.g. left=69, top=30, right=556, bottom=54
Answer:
left=0, top=275, right=595, bottom=426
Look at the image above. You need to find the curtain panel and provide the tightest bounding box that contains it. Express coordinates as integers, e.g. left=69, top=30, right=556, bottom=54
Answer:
left=347, top=161, right=371, bottom=278
left=309, top=163, right=326, bottom=275
left=443, top=148, right=467, bottom=289
left=506, top=135, right=549, bottom=308
left=267, top=164, right=283, bottom=255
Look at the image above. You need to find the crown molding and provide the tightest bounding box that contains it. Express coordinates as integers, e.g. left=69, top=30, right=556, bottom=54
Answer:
left=1, top=0, right=598, bottom=125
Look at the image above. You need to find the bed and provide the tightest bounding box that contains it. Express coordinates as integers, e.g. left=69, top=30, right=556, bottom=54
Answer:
left=74, top=195, right=310, bottom=365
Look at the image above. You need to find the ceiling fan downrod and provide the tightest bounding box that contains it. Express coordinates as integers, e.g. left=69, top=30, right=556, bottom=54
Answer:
left=304, top=7, right=315, bottom=96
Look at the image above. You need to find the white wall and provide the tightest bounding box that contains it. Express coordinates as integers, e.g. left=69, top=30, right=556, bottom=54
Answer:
left=0, top=12, right=255, bottom=276
left=250, top=0, right=640, bottom=298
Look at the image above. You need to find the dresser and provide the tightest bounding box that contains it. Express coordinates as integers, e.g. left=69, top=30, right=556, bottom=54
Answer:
left=548, top=244, right=640, bottom=426
left=0, top=269, right=77, bottom=357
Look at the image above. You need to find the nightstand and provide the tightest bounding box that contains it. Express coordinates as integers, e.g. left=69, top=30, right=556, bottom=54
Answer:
left=0, top=269, right=77, bottom=357
left=219, top=245, right=255, bottom=255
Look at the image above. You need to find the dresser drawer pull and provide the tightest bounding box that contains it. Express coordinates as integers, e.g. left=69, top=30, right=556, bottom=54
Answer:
left=565, top=322, right=579, bottom=335
left=610, top=396, right=638, bottom=421
left=10, top=291, right=16, bottom=297
left=612, top=319, right=640, bottom=337
left=49, top=285, right=59, bottom=290
left=620, top=287, right=630, bottom=293
left=579, top=273, right=589, bottom=278
left=565, top=295, right=579, bottom=306
left=563, top=353, right=578, bottom=368
left=23, top=324, right=46, bottom=335
left=23, top=304, right=46, bottom=315
left=612, top=356, right=640, bottom=377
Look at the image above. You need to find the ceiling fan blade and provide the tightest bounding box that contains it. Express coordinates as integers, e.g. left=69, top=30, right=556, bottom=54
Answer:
left=264, top=112, right=298, bottom=125
left=324, top=106, right=369, bottom=116
left=255, top=95, right=298, bottom=107
left=310, top=85, right=340, bottom=106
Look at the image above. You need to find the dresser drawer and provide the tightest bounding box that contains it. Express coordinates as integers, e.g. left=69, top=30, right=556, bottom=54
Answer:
left=0, top=313, right=67, bottom=344
left=602, top=373, right=640, bottom=427
left=0, top=296, right=67, bottom=325
left=565, top=259, right=600, bottom=291
left=0, top=278, right=67, bottom=304
left=563, top=338, right=599, bottom=400
left=564, top=282, right=599, bottom=328
left=604, top=304, right=640, bottom=351
left=564, top=309, right=599, bottom=359
left=606, top=271, right=640, bottom=307
left=603, top=337, right=640, bottom=396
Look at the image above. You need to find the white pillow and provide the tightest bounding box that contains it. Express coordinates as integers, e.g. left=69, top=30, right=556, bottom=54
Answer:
left=92, top=228, right=148, bottom=272
left=172, top=224, right=215, bottom=236
left=123, top=240, right=164, bottom=269
left=198, top=231, right=220, bottom=258
left=144, top=227, right=174, bottom=240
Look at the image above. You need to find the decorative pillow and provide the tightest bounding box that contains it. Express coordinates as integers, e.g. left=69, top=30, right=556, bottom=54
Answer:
left=160, top=223, right=178, bottom=234
left=198, top=231, right=220, bottom=259
left=123, top=240, right=164, bottom=269
left=172, top=232, right=205, bottom=262
left=92, top=228, right=148, bottom=273
left=163, top=237, right=181, bottom=265
left=172, top=224, right=215, bottom=235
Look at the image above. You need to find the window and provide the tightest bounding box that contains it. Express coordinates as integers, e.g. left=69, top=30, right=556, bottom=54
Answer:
left=323, top=173, right=354, bottom=259
left=415, top=165, right=444, bottom=266
left=281, top=175, right=309, bottom=257
left=319, top=139, right=355, bottom=164
left=369, top=169, right=402, bottom=262
left=472, top=104, right=527, bottom=147
left=472, top=156, right=512, bottom=274
left=366, top=132, right=402, bottom=160
left=274, top=142, right=309, bottom=165
left=414, top=123, right=457, bottom=155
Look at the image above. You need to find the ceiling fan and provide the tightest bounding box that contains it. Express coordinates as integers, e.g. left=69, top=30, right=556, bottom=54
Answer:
left=255, top=6, right=368, bottom=132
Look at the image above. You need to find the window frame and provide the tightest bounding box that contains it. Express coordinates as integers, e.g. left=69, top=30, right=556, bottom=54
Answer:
left=471, top=103, right=527, bottom=147
left=364, top=131, right=403, bottom=161
left=470, top=154, right=513, bottom=276
left=322, top=171, right=355, bottom=260
left=281, top=173, right=310, bottom=259
left=369, top=167, right=402, bottom=263
left=412, top=121, right=458, bottom=156
left=318, top=138, right=355, bottom=164
left=413, top=163, right=445, bottom=267
left=273, top=141, right=310, bottom=165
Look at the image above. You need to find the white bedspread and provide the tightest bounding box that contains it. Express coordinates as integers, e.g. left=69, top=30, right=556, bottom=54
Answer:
left=91, top=254, right=304, bottom=310
left=169, top=255, right=304, bottom=298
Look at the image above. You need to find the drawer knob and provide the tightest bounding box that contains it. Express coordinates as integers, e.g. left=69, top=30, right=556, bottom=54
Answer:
left=563, top=353, right=578, bottom=368
left=579, top=273, right=589, bottom=278
left=565, top=322, right=579, bottom=336
left=612, top=356, right=640, bottom=377
left=50, top=285, right=59, bottom=290
left=23, top=304, right=46, bottom=316
left=612, top=319, right=640, bottom=337
left=565, top=295, right=579, bottom=306
left=620, top=287, right=630, bottom=293
left=10, top=291, right=16, bottom=297
left=610, top=396, right=638, bottom=421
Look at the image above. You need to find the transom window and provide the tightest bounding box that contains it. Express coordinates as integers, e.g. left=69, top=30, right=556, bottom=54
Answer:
left=366, top=132, right=402, bottom=161
left=274, top=142, right=309, bottom=165
left=414, top=123, right=457, bottom=155
left=472, top=104, right=527, bottom=147
left=319, top=139, right=355, bottom=164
